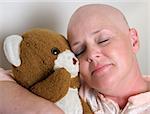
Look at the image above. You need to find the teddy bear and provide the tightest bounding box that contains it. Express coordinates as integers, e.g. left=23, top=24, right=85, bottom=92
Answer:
left=3, top=28, right=93, bottom=114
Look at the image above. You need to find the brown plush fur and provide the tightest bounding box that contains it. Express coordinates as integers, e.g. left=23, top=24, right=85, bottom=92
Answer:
left=31, top=68, right=70, bottom=102
left=11, top=28, right=93, bottom=113
left=80, top=99, right=94, bottom=114
left=13, top=29, right=69, bottom=88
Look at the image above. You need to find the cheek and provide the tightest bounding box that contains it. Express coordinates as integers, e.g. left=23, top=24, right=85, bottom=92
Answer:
left=108, top=42, right=134, bottom=73
left=108, top=39, right=132, bottom=59
left=79, top=60, right=88, bottom=74
left=79, top=59, right=90, bottom=80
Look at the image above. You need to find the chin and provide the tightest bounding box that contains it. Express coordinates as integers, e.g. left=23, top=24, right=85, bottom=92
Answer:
left=92, top=77, right=117, bottom=91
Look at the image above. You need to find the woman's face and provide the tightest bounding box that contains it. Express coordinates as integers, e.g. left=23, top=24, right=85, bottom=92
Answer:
left=68, top=11, right=138, bottom=94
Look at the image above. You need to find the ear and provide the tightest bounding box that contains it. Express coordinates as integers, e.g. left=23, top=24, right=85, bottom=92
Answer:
left=129, top=28, right=139, bottom=53
left=3, top=35, right=23, bottom=67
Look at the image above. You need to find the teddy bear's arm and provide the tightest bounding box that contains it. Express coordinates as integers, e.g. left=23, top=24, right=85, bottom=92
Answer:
left=80, top=98, right=94, bottom=114
left=70, top=76, right=80, bottom=89
left=30, top=68, right=71, bottom=103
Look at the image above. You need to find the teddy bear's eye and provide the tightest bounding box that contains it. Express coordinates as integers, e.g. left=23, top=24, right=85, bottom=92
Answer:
left=51, top=47, right=60, bottom=55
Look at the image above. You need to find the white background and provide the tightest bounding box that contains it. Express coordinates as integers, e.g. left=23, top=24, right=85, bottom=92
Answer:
left=0, top=0, right=150, bottom=75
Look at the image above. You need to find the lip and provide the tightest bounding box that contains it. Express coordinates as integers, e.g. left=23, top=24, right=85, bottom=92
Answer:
left=91, top=64, right=112, bottom=76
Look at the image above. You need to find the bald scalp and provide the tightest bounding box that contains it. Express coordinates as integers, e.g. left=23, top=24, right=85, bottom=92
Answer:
left=67, top=4, right=129, bottom=39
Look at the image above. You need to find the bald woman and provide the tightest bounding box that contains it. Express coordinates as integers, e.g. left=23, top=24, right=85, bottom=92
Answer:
left=68, top=4, right=150, bottom=114
left=0, top=4, right=150, bottom=114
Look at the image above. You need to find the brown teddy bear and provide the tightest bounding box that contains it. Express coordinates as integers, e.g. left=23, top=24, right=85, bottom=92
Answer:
left=3, top=28, right=93, bottom=114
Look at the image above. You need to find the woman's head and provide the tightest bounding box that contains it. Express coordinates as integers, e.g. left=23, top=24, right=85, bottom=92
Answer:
left=67, top=4, right=139, bottom=94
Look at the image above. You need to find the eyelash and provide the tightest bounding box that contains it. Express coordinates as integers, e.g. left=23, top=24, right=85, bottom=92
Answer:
left=98, top=39, right=109, bottom=44
left=74, top=47, right=85, bottom=57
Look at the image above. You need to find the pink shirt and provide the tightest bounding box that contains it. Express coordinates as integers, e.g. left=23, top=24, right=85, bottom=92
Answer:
left=79, top=77, right=150, bottom=114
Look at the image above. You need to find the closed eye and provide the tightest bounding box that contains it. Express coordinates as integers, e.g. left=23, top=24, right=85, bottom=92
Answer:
left=98, top=39, right=109, bottom=44
left=74, top=46, right=86, bottom=57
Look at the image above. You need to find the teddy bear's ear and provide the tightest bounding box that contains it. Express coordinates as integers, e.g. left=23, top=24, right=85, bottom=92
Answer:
left=3, top=35, right=23, bottom=67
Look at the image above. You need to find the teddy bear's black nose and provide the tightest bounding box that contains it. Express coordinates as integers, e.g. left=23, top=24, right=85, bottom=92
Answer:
left=73, top=58, right=77, bottom=65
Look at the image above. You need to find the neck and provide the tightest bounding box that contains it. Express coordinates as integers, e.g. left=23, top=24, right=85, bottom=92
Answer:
left=103, top=70, right=148, bottom=109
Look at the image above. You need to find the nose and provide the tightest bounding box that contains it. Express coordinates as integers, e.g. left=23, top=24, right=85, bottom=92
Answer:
left=73, top=57, right=77, bottom=65
left=86, top=46, right=102, bottom=63
left=87, top=54, right=101, bottom=63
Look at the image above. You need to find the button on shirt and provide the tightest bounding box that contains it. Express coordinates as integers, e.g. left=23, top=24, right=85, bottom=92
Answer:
left=79, top=77, right=150, bottom=114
